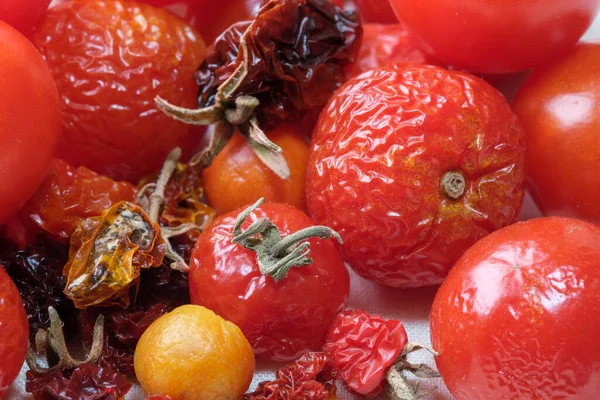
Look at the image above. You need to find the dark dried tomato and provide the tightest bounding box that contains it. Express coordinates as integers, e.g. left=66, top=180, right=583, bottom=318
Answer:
left=110, top=303, right=169, bottom=345
left=244, top=352, right=336, bottom=400
left=25, top=364, right=131, bottom=400
left=0, top=236, right=77, bottom=341
left=137, top=261, right=191, bottom=309
left=323, top=309, right=408, bottom=397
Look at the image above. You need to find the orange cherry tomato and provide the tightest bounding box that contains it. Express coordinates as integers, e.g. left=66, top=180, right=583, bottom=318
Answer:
left=202, top=124, right=309, bottom=215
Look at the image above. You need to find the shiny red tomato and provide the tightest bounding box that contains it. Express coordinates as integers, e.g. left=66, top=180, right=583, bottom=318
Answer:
left=35, top=1, right=206, bottom=182
left=389, top=0, right=600, bottom=73
left=431, top=217, right=600, bottom=399
left=354, top=0, right=397, bottom=24
left=0, top=21, right=60, bottom=225
left=0, top=266, right=29, bottom=396
left=189, top=202, right=349, bottom=361
left=307, top=64, right=525, bottom=288
left=513, top=43, right=600, bottom=225
left=0, top=0, right=50, bottom=36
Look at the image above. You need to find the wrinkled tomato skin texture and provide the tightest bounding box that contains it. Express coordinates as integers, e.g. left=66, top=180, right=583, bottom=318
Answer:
left=390, top=0, right=600, bottom=73
left=0, top=22, right=60, bottom=225
left=354, top=0, right=397, bottom=24
left=189, top=203, right=349, bottom=362
left=203, top=125, right=309, bottom=215
left=431, top=218, right=600, bottom=400
left=35, top=1, right=206, bottom=182
left=346, top=23, right=433, bottom=79
left=0, top=0, right=50, bottom=37
left=0, top=266, right=29, bottom=397
left=513, top=44, right=600, bottom=225
left=307, top=65, right=525, bottom=288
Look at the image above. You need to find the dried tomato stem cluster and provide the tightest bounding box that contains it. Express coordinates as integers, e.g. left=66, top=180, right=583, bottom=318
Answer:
left=386, top=343, right=440, bottom=400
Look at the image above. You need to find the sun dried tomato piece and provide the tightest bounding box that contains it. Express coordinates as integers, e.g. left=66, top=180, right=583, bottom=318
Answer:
left=244, top=352, right=336, bottom=400
left=110, top=303, right=169, bottom=345
left=324, top=309, right=408, bottom=397
left=145, top=396, right=172, bottom=400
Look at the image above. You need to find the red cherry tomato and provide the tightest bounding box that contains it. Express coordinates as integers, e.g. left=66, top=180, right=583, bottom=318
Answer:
left=513, top=43, right=600, bottom=225
left=0, top=266, right=29, bottom=396
left=346, top=23, right=433, bottom=79
left=0, top=21, right=60, bottom=225
left=0, top=0, right=50, bottom=37
left=354, top=0, right=397, bottom=24
left=431, top=217, right=600, bottom=399
left=35, top=1, right=206, bottom=182
left=389, top=0, right=600, bottom=73
left=189, top=202, right=349, bottom=361
left=306, top=64, right=525, bottom=288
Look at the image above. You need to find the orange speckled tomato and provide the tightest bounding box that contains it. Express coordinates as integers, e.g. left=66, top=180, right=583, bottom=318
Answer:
left=431, top=217, right=600, bottom=399
left=135, top=305, right=255, bottom=400
left=307, top=65, right=525, bottom=288
left=513, top=43, right=600, bottom=225
left=35, top=1, right=206, bottom=182
left=203, top=125, right=309, bottom=215
left=0, top=266, right=28, bottom=397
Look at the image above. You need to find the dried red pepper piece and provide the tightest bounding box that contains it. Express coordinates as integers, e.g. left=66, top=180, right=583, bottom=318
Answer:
left=244, top=352, right=337, bottom=400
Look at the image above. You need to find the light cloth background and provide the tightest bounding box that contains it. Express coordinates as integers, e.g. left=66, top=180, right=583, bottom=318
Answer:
left=7, top=13, right=600, bottom=400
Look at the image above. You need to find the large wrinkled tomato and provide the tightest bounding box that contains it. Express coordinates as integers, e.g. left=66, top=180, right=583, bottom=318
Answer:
left=0, top=266, right=29, bottom=397
left=354, top=0, right=397, bottom=24
left=513, top=43, right=600, bottom=225
left=0, top=21, right=60, bottom=225
left=307, top=65, right=525, bottom=288
left=0, top=0, right=50, bottom=36
left=389, top=0, right=600, bottom=73
left=189, top=202, right=349, bottom=361
left=431, top=217, right=600, bottom=399
left=35, top=1, right=206, bottom=182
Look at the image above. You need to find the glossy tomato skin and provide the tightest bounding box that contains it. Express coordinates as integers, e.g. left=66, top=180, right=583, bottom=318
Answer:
left=203, top=125, right=309, bottom=215
left=189, top=203, right=349, bottom=362
left=354, top=0, right=397, bottom=24
left=513, top=43, right=600, bottom=225
left=431, top=217, right=600, bottom=399
left=390, top=0, right=600, bottom=73
left=0, top=266, right=29, bottom=396
left=307, top=65, right=525, bottom=288
left=0, top=0, right=50, bottom=36
left=346, top=23, right=433, bottom=79
left=0, top=22, right=60, bottom=225
left=35, top=1, right=206, bottom=182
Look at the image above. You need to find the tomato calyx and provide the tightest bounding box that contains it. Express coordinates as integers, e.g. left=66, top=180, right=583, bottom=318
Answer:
left=26, top=306, right=104, bottom=375
left=387, top=343, right=440, bottom=400
left=440, top=170, right=466, bottom=200
left=232, top=198, right=342, bottom=282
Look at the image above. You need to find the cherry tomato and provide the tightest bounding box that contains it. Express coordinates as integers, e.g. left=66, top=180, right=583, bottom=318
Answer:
left=513, top=43, right=600, bottom=225
left=354, top=0, right=397, bottom=24
left=0, top=21, right=60, bottom=225
left=203, top=125, right=309, bottom=215
left=306, top=64, right=525, bottom=288
left=346, top=23, right=433, bottom=79
left=0, top=266, right=29, bottom=397
left=35, top=1, right=206, bottom=182
left=431, top=217, right=600, bottom=399
left=134, top=305, right=255, bottom=400
left=189, top=202, right=349, bottom=361
left=389, top=0, right=600, bottom=73
left=0, top=0, right=50, bottom=37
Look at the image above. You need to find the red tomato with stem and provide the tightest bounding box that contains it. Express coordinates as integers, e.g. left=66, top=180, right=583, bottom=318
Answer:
left=513, top=43, right=600, bottom=225
left=389, top=0, right=600, bottom=73
left=307, top=64, right=525, bottom=288
left=0, top=0, right=51, bottom=37
left=431, top=217, right=600, bottom=399
left=354, top=0, right=397, bottom=24
left=0, top=21, right=60, bottom=225
left=0, top=266, right=29, bottom=397
left=189, top=200, right=349, bottom=362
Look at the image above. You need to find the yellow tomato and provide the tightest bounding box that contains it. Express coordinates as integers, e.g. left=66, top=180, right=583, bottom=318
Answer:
left=134, top=305, right=255, bottom=400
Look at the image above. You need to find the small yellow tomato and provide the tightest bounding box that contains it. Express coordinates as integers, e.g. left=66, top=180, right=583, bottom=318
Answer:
left=134, top=305, right=255, bottom=400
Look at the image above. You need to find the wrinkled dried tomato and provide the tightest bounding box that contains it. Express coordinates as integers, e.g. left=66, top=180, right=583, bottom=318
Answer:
left=64, top=201, right=165, bottom=309
left=244, top=352, right=336, bottom=400
left=145, top=396, right=172, bottom=400
left=25, top=364, right=131, bottom=400
left=323, top=309, right=408, bottom=397
left=110, top=303, right=169, bottom=345
left=137, top=260, right=191, bottom=308
left=195, top=0, right=362, bottom=130
left=0, top=236, right=77, bottom=341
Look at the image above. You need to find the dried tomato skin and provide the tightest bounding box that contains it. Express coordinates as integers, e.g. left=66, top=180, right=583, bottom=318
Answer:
left=35, top=0, right=206, bottom=182
left=324, top=309, right=407, bottom=396
left=17, top=159, right=136, bottom=244
left=195, top=0, right=362, bottom=130
left=306, top=64, right=525, bottom=287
